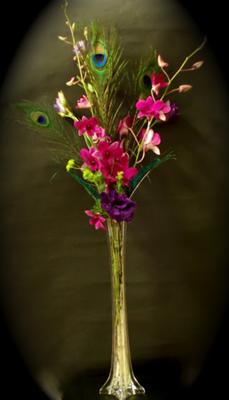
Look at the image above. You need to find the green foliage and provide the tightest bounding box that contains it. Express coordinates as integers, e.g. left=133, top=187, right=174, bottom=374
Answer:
left=127, top=151, right=176, bottom=196
left=68, top=169, right=100, bottom=200
left=82, top=167, right=105, bottom=193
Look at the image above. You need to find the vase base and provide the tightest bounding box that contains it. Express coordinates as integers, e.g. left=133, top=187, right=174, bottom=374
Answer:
left=99, top=378, right=145, bottom=400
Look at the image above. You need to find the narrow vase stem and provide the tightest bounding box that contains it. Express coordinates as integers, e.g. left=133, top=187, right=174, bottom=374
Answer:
left=99, top=219, right=145, bottom=400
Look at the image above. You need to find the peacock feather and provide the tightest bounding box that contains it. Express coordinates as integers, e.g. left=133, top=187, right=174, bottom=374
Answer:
left=90, top=39, right=108, bottom=74
left=85, top=22, right=127, bottom=135
left=16, top=100, right=81, bottom=165
left=129, top=49, right=159, bottom=101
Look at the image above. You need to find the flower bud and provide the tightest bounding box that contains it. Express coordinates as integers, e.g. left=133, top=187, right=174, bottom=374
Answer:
left=82, top=167, right=95, bottom=182
left=178, top=84, right=192, bottom=93
left=66, top=76, right=77, bottom=86
left=58, top=35, right=67, bottom=41
left=66, top=159, right=75, bottom=172
left=157, top=54, right=169, bottom=68
left=191, top=60, right=204, bottom=69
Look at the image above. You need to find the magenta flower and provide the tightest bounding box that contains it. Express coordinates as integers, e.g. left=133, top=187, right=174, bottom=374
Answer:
left=74, top=116, right=106, bottom=141
left=151, top=73, right=168, bottom=95
left=97, top=141, right=138, bottom=186
left=136, top=96, right=171, bottom=121
left=85, top=210, right=106, bottom=230
left=140, top=128, right=161, bottom=155
left=75, top=95, right=91, bottom=109
left=112, top=153, right=138, bottom=185
left=117, top=114, right=132, bottom=136
left=136, top=96, right=155, bottom=119
left=80, top=147, right=100, bottom=171
left=150, top=100, right=171, bottom=121
left=79, top=140, right=137, bottom=188
left=97, top=141, right=123, bottom=164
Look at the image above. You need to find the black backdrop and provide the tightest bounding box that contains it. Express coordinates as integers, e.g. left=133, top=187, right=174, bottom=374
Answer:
left=0, top=1, right=229, bottom=399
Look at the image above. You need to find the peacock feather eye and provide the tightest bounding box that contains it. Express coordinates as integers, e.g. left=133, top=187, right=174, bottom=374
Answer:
left=91, top=41, right=107, bottom=70
left=142, top=74, right=152, bottom=88
left=30, top=111, right=50, bottom=127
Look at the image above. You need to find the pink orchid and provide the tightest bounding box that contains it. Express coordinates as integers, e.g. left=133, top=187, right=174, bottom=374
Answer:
left=97, top=141, right=124, bottom=164
left=140, top=128, right=161, bottom=155
left=136, top=96, right=171, bottom=121
left=85, top=210, right=106, bottom=230
left=136, top=96, right=155, bottom=119
left=97, top=141, right=138, bottom=186
left=117, top=114, right=132, bottom=136
left=80, top=147, right=100, bottom=171
left=75, top=95, right=91, bottom=109
left=74, top=116, right=106, bottom=141
left=113, top=153, right=138, bottom=185
left=151, top=100, right=171, bottom=121
left=80, top=140, right=137, bottom=187
left=151, top=73, right=168, bottom=96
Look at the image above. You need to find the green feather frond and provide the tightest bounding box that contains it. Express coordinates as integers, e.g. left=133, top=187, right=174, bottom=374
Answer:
left=128, top=151, right=176, bottom=197
left=16, top=100, right=81, bottom=165
left=68, top=169, right=99, bottom=200
left=85, top=22, right=128, bottom=135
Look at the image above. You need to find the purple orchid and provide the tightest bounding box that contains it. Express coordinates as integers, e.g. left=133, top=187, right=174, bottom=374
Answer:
left=166, top=102, right=179, bottom=122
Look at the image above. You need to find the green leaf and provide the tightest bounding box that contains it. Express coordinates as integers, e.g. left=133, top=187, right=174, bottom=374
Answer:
left=68, top=170, right=100, bottom=200
left=127, top=152, right=176, bottom=196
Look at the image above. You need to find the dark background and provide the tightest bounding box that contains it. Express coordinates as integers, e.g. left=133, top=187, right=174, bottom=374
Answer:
left=0, top=1, right=228, bottom=399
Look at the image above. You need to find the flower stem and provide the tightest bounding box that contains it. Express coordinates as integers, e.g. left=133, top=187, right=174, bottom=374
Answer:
left=161, top=37, right=206, bottom=100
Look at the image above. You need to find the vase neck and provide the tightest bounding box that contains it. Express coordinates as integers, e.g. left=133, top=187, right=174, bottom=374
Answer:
left=100, top=219, right=145, bottom=399
left=107, top=219, right=133, bottom=382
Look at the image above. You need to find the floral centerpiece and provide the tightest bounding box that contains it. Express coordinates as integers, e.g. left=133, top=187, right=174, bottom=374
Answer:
left=18, top=2, right=205, bottom=399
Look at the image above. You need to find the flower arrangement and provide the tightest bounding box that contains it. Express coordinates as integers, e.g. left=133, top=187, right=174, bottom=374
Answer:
left=17, top=2, right=205, bottom=398
left=52, top=5, right=204, bottom=231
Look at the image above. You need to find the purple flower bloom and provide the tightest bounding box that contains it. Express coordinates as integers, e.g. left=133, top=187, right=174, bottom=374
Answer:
left=166, top=102, right=179, bottom=122
left=53, top=91, right=67, bottom=115
left=101, top=189, right=136, bottom=222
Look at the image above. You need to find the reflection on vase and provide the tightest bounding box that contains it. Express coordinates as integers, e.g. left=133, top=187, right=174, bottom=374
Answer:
left=99, top=219, right=145, bottom=400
